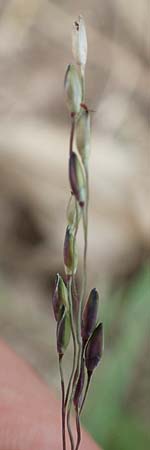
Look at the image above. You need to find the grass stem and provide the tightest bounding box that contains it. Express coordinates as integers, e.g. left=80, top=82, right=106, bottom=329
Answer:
left=59, top=355, right=67, bottom=450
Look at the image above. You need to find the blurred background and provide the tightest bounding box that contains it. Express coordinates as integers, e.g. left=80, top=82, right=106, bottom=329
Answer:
left=0, top=1, right=150, bottom=449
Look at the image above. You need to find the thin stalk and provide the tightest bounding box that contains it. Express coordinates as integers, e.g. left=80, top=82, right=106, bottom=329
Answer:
left=80, top=162, right=89, bottom=320
left=65, top=203, right=79, bottom=408
left=66, top=210, right=85, bottom=437
left=72, top=201, right=80, bottom=322
left=75, top=408, right=81, bottom=450
left=74, top=348, right=85, bottom=450
left=66, top=203, right=79, bottom=449
left=66, top=196, right=79, bottom=320
left=66, top=277, right=77, bottom=450
left=73, top=162, right=89, bottom=424
left=77, top=164, right=89, bottom=351
left=70, top=114, right=75, bottom=156
left=67, top=164, right=89, bottom=449
left=72, top=274, right=79, bottom=320
left=79, top=372, right=92, bottom=416
left=65, top=113, right=78, bottom=450
left=84, top=163, right=89, bottom=281
left=59, top=354, right=66, bottom=450
left=76, top=164, right=89, bottom=348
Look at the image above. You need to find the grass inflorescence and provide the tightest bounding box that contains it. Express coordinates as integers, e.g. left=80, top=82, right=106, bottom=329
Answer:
left=52, top=15, right=104, bottom=450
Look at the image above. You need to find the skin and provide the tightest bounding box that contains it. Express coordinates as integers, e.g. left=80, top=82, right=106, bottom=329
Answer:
left=0, top=340, right=101, bottom=450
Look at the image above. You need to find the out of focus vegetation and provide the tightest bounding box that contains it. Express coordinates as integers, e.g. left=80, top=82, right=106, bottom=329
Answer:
left=82, top=264, right=150, bottom=450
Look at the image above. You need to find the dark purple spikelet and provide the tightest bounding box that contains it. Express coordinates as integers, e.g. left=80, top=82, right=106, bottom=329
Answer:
left=81, top=288, right=99, bottom=345
left=73, top=362, right=85, bottom=410
left=85, top=322, right=103, bottom=374
left=69, top=152, right=78, bottom=199
left=69, top=152, right=86, bottom=207
left=64, top=225, right=73, bottom=269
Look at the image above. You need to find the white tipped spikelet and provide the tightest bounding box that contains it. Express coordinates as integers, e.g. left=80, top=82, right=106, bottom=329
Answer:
left=72, top=15, right=87, bottom=67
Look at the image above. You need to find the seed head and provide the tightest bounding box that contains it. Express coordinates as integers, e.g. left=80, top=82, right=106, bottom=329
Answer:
left=52, top=274, right=68, bottom=321
left=64, top=64, right=82, bottom=114
left=57, top=305, right=71, bottom=356
left=85, top=322, right=103, bottom=374
left=63, top=224, right=78, bottom=275
left=76, top=108, right=91, bottom=163
left=72, top=15, right=87, bottom=67
left=82, top=288, right=99, bottom=345
left=69, top=152, right=86, bottom=207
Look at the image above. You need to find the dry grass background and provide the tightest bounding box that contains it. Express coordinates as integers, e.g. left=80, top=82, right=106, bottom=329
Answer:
left=0, top=0, right=149, bottom=442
